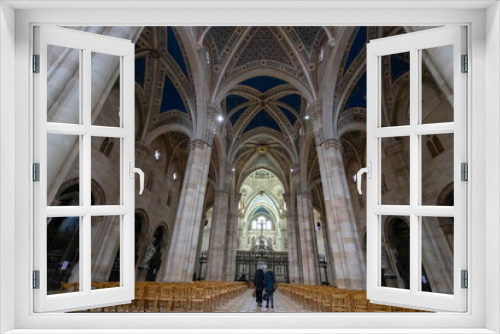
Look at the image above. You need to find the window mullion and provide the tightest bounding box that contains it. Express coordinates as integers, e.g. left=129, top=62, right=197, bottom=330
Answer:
left=409, top=47, right=420, bottom=295
left=81, top=48, right=92, bottom=295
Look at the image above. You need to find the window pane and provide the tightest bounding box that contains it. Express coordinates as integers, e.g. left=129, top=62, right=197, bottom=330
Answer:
left=421, top=216, right=453, bottom=294
left=91, top=216, right=121, bottom=289
left=421, top=45, right=454, bottom=124
left=92, top=52, right=121, bottom=127
left=381, top=52, right=410, bottom=127
left=47, top=216, right=80, bottom=295
left=47, top=134, right=80, bottom=206
left=421, top=134, right=454, bottom=206
left=381, top=137, right=410, bottom=205
left=47, top=45, right=81, bottom=124
left=381, top=216, right=410, bottom=290
left=91, top=136, right=121, bottom=205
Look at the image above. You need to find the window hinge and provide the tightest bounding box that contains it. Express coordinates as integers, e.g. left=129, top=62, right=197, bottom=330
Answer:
left=33, top=54, right=40, bottom=73
left=461, top=162, right=468, bottom=181
left=33, top=270, right=40, bottom=289
left=33, top=163, right=40, bottom=182
left=461, top=270, right=468, bottom=289
left=461, top=54, right=468, bottom=73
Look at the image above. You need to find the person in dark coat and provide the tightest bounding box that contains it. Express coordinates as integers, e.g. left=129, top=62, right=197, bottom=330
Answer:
left=254, top=268, right=265, bottom=307
left=264, top=268, right=275, bottom=308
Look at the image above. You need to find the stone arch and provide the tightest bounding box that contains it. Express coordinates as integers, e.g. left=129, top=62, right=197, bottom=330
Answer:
left=143, top=122, right=192, bottom=146
left=55, top=178, right=106, bottom=206
left=383, top=216, right=411, bottom=289
left=215, top=68, right=315, bottom=105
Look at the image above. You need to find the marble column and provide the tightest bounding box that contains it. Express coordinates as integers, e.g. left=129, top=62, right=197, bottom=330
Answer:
left=284, top=192, right=302, bottom=284
left=224, top=192, right=241, bottom=281
left=296, top=191, right=321, bottom=285
left=46, top=27, right=143, bottom=204
left=308, top=102, right=365, bottom=289
left=162, top=140, right=213, bottom=282
left=205, top=190, right=229, bottom=281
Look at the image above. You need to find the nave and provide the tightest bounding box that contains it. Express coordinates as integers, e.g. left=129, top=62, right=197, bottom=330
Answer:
left=78, top=281, right=425, bottom=313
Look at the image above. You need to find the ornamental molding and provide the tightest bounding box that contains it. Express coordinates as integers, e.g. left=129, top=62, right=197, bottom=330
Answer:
left=323, top=138, right=343, bottom=151
left=306, top=101, right=322, bottom=120
left=189, top=139, right=208, bottom=150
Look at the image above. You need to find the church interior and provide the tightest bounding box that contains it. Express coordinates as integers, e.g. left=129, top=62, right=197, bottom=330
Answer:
left=46, top=26, right=454, bottom=312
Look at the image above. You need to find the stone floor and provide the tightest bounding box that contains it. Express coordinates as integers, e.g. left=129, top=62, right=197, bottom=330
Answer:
left=213, top=288, right=312, bottom=313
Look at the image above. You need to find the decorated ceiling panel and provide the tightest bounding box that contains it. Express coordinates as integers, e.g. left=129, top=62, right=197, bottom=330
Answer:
left=135, top=57, right=146, bottom=87
left=240, top=76, right=288, bottom=93
left=344, top=27, right=367, bottom=73
left=244, top=109, right=282, bottom=133
left=161, top=75, right=187, bottom=113
left=235, top=27, right=293, bottom=67
left=166, top=27, right=188, bottom=77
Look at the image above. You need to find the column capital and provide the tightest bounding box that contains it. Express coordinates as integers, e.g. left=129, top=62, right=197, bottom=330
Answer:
left=215, top=190, right=229, bottom=196
left=306, top=101, right=322, bottom=120
left=207, top=103, right=222, bottom=120
left=189, top=139, right=208, bottom=150
left=322, top=138, right=343, bottom=152
left=297, top=191, right=312, bottom=198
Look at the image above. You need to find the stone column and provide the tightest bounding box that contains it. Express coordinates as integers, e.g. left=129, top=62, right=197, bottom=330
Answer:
left=205, top=190, right=229, bottom=281
left=284, top=192, right=301, bottom=284
left=161, top=139, right=213, bottom=282
left=224, top=192, right=241, bottom=281
left=308, top=102, right=365, bottom=289
left=46, top=27, right=143, bottom=204
left=296, top=191, right=321, bottom=285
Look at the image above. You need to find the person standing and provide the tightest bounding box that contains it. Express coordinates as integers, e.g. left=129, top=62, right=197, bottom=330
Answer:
left=254, top=267, right=265, bottom=307
left=264, top=268, right=275, bottom=308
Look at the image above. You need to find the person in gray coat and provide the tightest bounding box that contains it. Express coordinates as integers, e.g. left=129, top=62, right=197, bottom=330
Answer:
left=264, top=268, right=275, bottom=308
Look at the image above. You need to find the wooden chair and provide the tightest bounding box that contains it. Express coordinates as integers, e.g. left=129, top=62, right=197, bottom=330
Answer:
left=330, top=292, right=352, bottom=312
left=189, top=288, right=206, bottom=312
left=143, top=285, right=160, bottom=312
left=172, top=286, right=190, bottom=311
left=350, top=291, right=369, bottom=312
left=130, top=285, right=146, bottom=312
left=157, top=285, right=174, bottom=312
left=369, top=303, right=392, bottom=312
left=59, top=282, right=78, bottom=293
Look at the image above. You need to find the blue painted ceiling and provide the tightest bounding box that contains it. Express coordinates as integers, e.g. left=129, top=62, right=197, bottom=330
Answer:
left=344, top=73, right=367, bottom=110
left=229, top=106, right=248, bottom=125
left=244, top=109, right=281, bottom=133
left=344, top=27, right=367, bottom=73
left=240, top=76, right=287, bottom=93
left=391, top=52, right=410, bottom=82
left=167, top=27, right=188, bottom=77
left=278, top=106, right=297, bottom=125
left=135, top=57, right=146, bottom=87
left=160, top=75, right=186, bottom=113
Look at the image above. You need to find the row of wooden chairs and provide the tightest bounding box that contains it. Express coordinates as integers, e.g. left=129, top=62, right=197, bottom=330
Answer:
left=279, top=284, right=428, bottom=312
left=65, top=281, right=247, bottom=312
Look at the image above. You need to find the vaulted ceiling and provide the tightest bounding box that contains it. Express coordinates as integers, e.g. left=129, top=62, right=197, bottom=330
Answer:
left=134, top=26, right=412, bottom=194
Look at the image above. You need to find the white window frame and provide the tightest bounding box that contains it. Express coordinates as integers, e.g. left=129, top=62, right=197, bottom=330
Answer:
left=0, top=2, right=498, bottom=333
left=365, top=26, right=467, bottom=312
left=33, top=25, right=137, bottom=312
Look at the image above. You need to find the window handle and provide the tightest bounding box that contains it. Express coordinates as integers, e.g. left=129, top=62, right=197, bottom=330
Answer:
left=356, top=162, right=372, bottom=195
left=129, top=162, right=144, bottom=195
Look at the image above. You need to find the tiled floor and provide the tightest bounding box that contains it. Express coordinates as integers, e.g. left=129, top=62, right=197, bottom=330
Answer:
left=213, top=288, right=312, bottom=313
